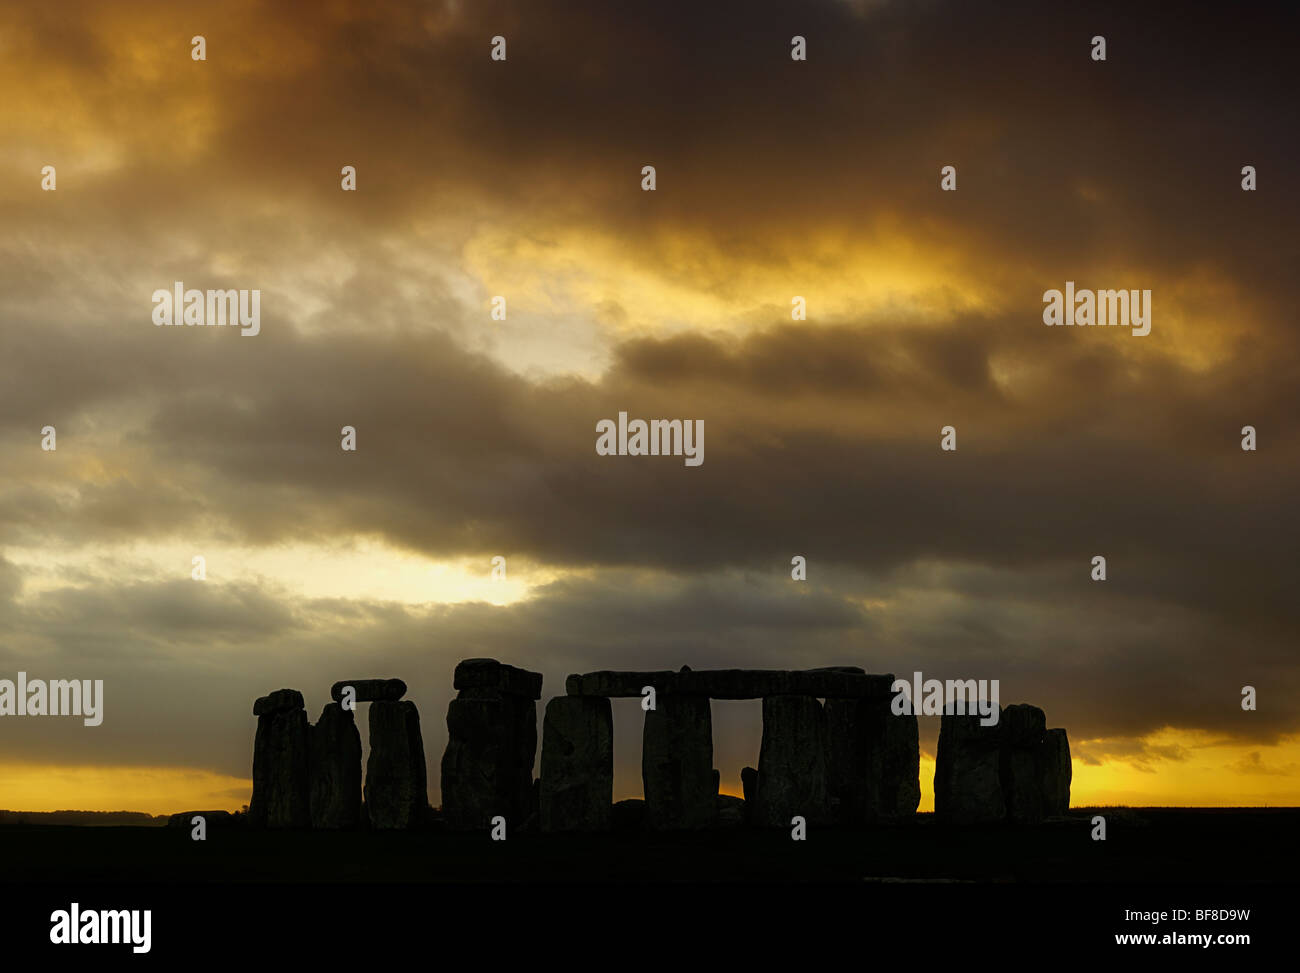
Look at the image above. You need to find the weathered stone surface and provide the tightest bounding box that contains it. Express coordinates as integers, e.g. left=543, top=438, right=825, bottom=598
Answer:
left=329, top=679, right=406, bottom=703
left=364, top=700, right=428, bottom=829
left=642, top=695, right=716, bottom=830
left=1002, top=749, right=1044, bottom=823
left=440, top=691, right=537, bottom=830
left=454, top=658, right=543, bottom=700
left=540, top=696, right=612, bottom=831
left=879, top=707, right=921, bottom=818
left=253, top=688, right=305, bottom=717
left=935, top=708, right=1005, bottom=823
left=566, top=668, right=893, bottom=700
left=1039, top=727, right=1072, bottom=816
left=754, top=695, right=830, bottom=827
left=309, top=702, right=362, bottom=829
left=825, top=697, right=872, bottom=824
left=1000, top=704, right=1048, bottom=824
left=1001, top=703, right=1046, bottom=747
left=825, top=687, right=919, bottom=824
left=249, top=694, right=310, bottom=829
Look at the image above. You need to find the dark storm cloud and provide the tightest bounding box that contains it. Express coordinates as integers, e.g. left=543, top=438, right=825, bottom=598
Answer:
left=5, top=0, right=1295, bottom=297
left=3, top=308, right=1294, bottom=634
left=0, top=0, right=1297, bottom=794
left=0, top=558, right=1292, bottom=798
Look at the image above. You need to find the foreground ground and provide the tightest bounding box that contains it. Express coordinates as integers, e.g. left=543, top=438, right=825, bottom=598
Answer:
left=2, top=808, right=1294, bottom=883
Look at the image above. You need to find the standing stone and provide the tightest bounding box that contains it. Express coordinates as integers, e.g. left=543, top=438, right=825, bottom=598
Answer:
left=878, top=705, right=921, bottom=818
left=642, top=694, right=716, bottom=830
left=935, top=707, right=1005, bottom=823
left=249, top=689, right=310, bottom=829
left=741, top=766, right=758, bottom=825
left=1039, top=727, right=1072, bottom=816
left=1000, top=703, right=1047, bottom=824
left=540, top=696, right=612, bottom=831
left=827, top=693, right=922, bottom=824
left=365, top=700, right=427, bottom=829
left=309, top=702, right=362, bottom=829
left=440, top=691, right=537, bottom=829
left=825, top=698, right=873, bottom=824
left=754, top=695, right=830, bottom=828
left=440, top=659, right=541, bottom=831
left=330, top=678, right=406, bottom=703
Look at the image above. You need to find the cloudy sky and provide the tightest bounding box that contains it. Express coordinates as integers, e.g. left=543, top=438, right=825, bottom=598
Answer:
left=1, top=0, right=1297, bottom=814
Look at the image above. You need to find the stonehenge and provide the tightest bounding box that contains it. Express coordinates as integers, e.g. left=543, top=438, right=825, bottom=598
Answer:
left=935, top=702, right=1072, bottom=824
left=249, top=679, right=425, bottom=831
left=934, top=709, right=1006, bottom=823
left=566, top=667, right=894, bottom=700
left=248, top=661, right=1069, bottom=834
left=364, top=699, right=427, bottom=829
left=440, top=659, right=541, bottom=830
left=642, top=693, right=715, bottom=830
left=1040, top=728, right=1072, bottom=816
left=249, top=689, right=310, bottom=829
left=754, top=694, right=831, bottom=827
left=309, top=702, right=362, bottom=829
left=825, top=692, right=921, bottom=823
left=563, top=665, right=921, bottom=831
left=539, top=695, right=613, bottom=831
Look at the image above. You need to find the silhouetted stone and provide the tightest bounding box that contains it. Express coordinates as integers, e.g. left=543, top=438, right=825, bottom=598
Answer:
left=935, top=708, right=1005, bottom=823
left=612, top=798, right=646, bottom=831
left=329, top=679, right=406, bottom=703
left=826, top=694, right=919, bottom=823
left=249, top=691, right=310, bottom=829
left=1001, top=704, right=1048, bottom=824
left=438, top=659, right=540, bottom=831
left=540, top=696, right=612, bottom=831
left=1001, top=703, right=1046, bottom=746
left=826, top=697, right=872, bottom=823
left=440, top=691, right=537, bottom=830
left=717, top=794, right=745, bottom=828
left=454, top=658, right=542, bottom=699
left=1040, top=727, right=1072, bottom=815
left=642, top=695, right=716, bottom=830
left=310, top=702, right=362, bottom=829
left=253, top=688, right=305, bottom=717
left=741, top=766, right=757, bottom=803
left=566, top=668, right=894, bottom=700
left=878, top=707, right=921, bottom=818
left=365, top=700, right=427, bottom=829
left=712, top=768, right=721, bottom=795
left=754, top=695, right=830, bottom=827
